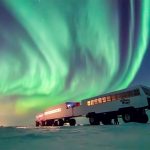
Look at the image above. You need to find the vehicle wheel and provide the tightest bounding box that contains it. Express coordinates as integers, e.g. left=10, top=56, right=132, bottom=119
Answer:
left=58, top=119, right=64, bottom=126
left=69, top=119, right=76, bottom=126
left=89, top=117, right=99, bottom=125
left=46, top=120, right=54, bottom=126
left=122, top=113, right=132, bottom=123
left=36, top=121, right=39, bottom=127
left=137, top=114, right=149, bottom=123
left=101, top=118, right=112, bottom=125
left=45, top=120, right=48, bottom=126
left=41, top=121, right=45, bottom=126
left=141, top=114, right=148, bottom=123
left=54, top=120, right=59, bottom=126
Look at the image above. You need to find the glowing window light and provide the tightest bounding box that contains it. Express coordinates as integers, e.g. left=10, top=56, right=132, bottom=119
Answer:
left=91, top=100, right=94, bottom=105
left=103, top=97, right=107, bottom=102
left=98, top=98, right=102, bottom=103
left=87, top=101, right=91, bottom=106
left=94, top=99, right=98, bottom=104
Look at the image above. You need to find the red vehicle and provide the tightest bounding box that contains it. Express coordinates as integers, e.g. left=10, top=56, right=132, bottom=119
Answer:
left=35, top=102, right=80, bottom=126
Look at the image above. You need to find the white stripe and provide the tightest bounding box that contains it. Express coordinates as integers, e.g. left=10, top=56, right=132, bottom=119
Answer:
left=44, top=108, right=61, bottom=115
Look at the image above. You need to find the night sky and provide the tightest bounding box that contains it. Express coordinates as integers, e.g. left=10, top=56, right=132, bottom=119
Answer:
left=0, top=0, right=150, bottom=126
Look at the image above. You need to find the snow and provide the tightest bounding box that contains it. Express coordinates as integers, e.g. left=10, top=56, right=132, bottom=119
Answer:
left=0, top=123, right=150, bottom=150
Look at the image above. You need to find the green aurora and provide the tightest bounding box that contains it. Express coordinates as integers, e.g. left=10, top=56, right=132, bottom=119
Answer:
left=0, top=0, right=150, bottom=115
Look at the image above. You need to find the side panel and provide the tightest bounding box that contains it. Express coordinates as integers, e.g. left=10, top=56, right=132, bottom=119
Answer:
left=73, top=105, right=87, bottom=116
left=44, top=103, right=73, bottom=120
left=74, top=96, right=149, bottom=116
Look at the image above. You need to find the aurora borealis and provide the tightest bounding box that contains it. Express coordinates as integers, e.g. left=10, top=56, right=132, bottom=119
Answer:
left=0, top=0, right=150, bottom=125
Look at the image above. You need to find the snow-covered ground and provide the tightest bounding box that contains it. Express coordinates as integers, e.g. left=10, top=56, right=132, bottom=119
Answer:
left=0, top=123, right=150, bottom=150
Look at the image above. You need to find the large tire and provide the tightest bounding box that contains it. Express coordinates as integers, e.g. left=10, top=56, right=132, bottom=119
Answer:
left=141, top=114, right=149, bottom=123
left=122, top=113, right=133, bottom=123
left=46, top=120, right=54, bottom=126
left=101, top=118, right=112, bottom=125
left=89, top=117, right=99, bottom=125
left=41, top=121, right=45, bottom=126
left=36, top=121, right=39, bottom=127
left=69, top=119, right=76, bottom=126
left=58, top=119, right=64, bottom=126
left=136, top=114, right=149, bottom=123
left=54, top=120, right=59, bottom=126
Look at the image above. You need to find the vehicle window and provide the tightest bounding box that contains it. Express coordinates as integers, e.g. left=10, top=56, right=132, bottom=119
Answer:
left=98, top=98, right=102, bottom=103
left=106, top=96, right=111, bottom=102
left=87, top=101, right=91, bottom=106
left=134, top=89, right=140, bottom=96
left=111, top=95, right=116, bottom=101
left=142, top=87, right=150, bottom=96
left=102, top=97, right=106, bottom=103
left=94, top=99, right=98, bottom=104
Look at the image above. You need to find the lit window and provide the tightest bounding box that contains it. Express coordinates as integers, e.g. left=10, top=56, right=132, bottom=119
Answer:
left=111, top=95, right=116, bottom=101
left=102, top=97, right=106, bottom=103
left=87, top=101, right=91, bottom=106
left=106, top=96, right=111, bottom=102
left=91, top=100, right=94, bottom=105
left=94, top=99, right=98, bottom=104
left=98, top=98, right=102, bottom=103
